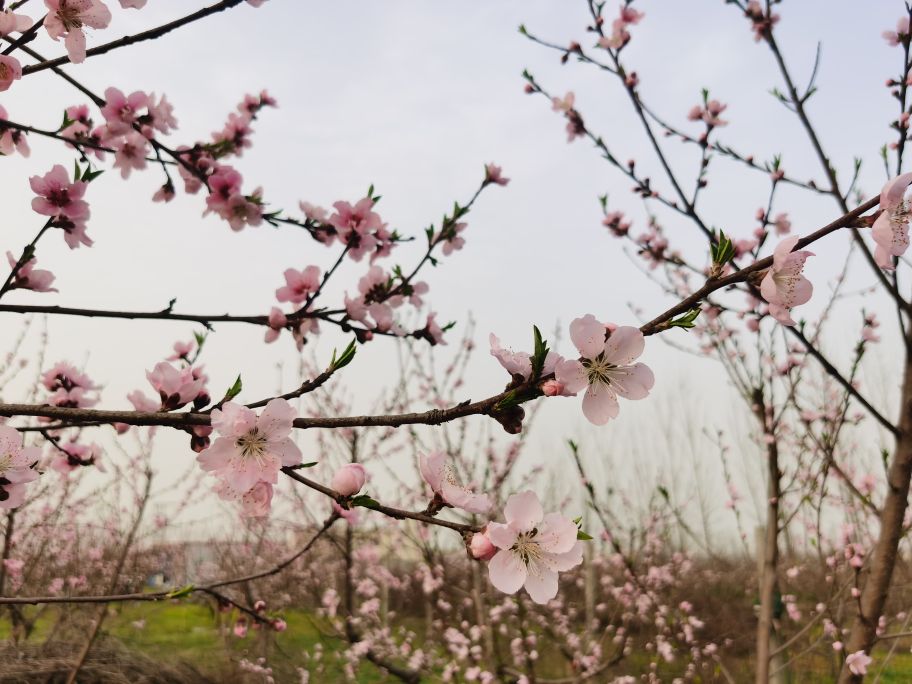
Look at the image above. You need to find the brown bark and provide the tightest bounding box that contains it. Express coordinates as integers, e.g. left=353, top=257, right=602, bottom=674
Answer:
left=838, top=333, right=912, bottom=682
left=755, top=394, right=783, bottom=684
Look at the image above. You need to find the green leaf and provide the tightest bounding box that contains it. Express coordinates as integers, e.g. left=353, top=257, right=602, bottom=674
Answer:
left=299, top=461, right=318, bottom=469
left=165, top=583, right=195, bottom=599
left=667, top=308, right=701, bottom=331
left=58, top=111, right=75, bottom=133
left=223, top=375, right=242, bottom=402
left=331, top=339, right=357, bottom=370
left=350, top=494, right=380, bottom=510
left=577, top=530, right=593, bottom=541
left=529, top=325, right=550, bottom=380
left=193, top=331, right=207, bottom=349
left=710, top=230, right=734, bottom=266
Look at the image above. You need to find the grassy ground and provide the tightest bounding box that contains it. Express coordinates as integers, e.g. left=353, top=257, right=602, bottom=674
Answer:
left=5, top=603, right=912, bottom=682
left=0, top=601, right=388, bottom=682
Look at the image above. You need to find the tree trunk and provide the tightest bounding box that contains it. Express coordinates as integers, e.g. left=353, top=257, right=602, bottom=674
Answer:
left=838, top=336, right=912, bottom=682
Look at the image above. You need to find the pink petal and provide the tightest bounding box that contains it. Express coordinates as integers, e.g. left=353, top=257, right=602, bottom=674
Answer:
left=772, top=235, right=800, bottom=269
left=554, top=359, right=587, bottom=394
left=542, top=542, right=584, bottom=572
left=257, top=398, right=295, bottom=439
left=760, top=271, right=779, bottom=306
left=196, top=437, right=233, bottom=472
left=569, top=314, right=606, bottom=359
left=523, top=565, right=559, bottom=604
left=486, top=522, right=518, bottom=550
left=419, top=451, right=445, bottom=493
left=270, top=437, right=302, bottom=467
left=534, top=512, right=578, bottom=554
left=582, top=384, right=619, bottom=425
left=880, top=172, right=912, bottom=210
left=488, top=550, right=526, bottom=595
left=64, top=28, right=86, bottom=64
left=611, top=363, right=654, bottom=400
left=603, top=326, right=644, bottom=366
left=504, top=491, right=543, bottom=532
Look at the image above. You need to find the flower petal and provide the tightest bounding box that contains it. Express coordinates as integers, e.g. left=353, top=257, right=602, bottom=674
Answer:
left=523, top=564, right=559, bottom=604
left=569, top=314, right=606, bottom=359
left=488, top=549, right=526, bottom=595
left=504, top=491, right=543, bottom=532
left=582, top=383, right=619, bottom=425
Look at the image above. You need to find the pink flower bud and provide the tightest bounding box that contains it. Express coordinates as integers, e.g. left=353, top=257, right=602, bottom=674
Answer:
left=272, top=618, right=287, bottom=632
left=541, top=379, right=564, bottom=396
left=470, top=532, right=496, bottom=561
left=332, top=463, right=367, bottom=496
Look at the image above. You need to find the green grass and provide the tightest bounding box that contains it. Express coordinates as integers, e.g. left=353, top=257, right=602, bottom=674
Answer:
left=0, top=602, right=390, bottom=682
left=6, top=604, right=912, bottom=682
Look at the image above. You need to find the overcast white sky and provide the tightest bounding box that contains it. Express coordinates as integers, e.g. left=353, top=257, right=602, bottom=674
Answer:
left=0, top=1, right=906, bottom=537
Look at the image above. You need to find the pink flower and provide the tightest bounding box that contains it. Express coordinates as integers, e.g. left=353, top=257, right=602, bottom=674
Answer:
left=555, top=316, right=654, bottom=425
left=127, top=389, right=158, bottom=412
left=6, top=251, right=57, bottom=293
left=419, top=451, right=490, bottom=514
left=846, top=650, right=872, bottom=675
left=204, top=165, right=243, bottom=212
left=486, top=491, right=583, bottom=604
left=0, top=55, right=21, bottom=91
left=101, top=87, right=148, bottom=134
left=299, top=201, right=328, bottom=224
left=275, top=265, right=321, bottom=304
left=470, top=531, right=497, bottom=561
left=872, top=172, right=912, bottom=269
left=152, top=183, right=175, bottom=203
left=773, top=212, right=791, bottom=236
left=272, top=618, right=287, bottom=632
left=44, top=0, right=112, bottom=64
left=760, top=237, right=814, bottom=325
left=489, top=333, right=532, bottom=380
left=167, top=340, right=194, bottom=361
left=112, top=131, right=148, bottom=179
left=552, top=92, right=575, bottom=113
left=42, top=361, right=95, bottom=392
left=233, top=619, right=248, bottom=638
left=0, top=426, right=40, bottom=509
left=484, top=163, right=510, bottom=186
left=332, top=499, right=360, bottom=525
left=197, top=399, right=302, bottom=493
left=332, top=463, right=366, bottom=497
left=30, top=165, right=90, bottom=222
left=884, top=17, right=910, bottom=46
left=215, top=479, right=274, bottom=517
left=119, top=0, right=146, bottom=9
left=439, top=221, right=467, bottom=256
left=146, top=93, right=178, bottom=135
left=0, top=106, right=30, bottom=157
left=146, top=361, right=206, bottom=410
left=418, top=312, right=447, bottom=346
left=329, top=198, right=382, bottom=261
left=264, top=307, right=287, bottom=344
left=51, top=441, right=103, bottom=475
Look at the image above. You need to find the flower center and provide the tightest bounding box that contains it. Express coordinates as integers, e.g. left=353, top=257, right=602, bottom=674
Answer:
left=0, top=452, right=11, bottom=475
left=235, top=429, right=267, bottom=461
left=48, top=188, right=71, bottom=208
left=57, top=4, right=84, bottom=30
left=583, top=353, right=618, bottom=386
left=512, top=531, right=543, bottom=566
